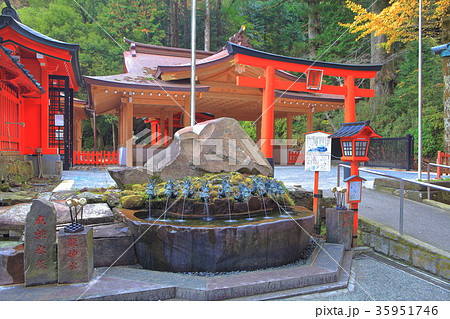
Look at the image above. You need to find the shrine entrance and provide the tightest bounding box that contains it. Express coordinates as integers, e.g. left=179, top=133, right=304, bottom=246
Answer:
left=49, top=75, right=74, bottom=170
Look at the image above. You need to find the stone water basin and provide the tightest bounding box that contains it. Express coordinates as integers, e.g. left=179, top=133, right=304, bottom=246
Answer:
left=114, top=206, right=314, bottom=273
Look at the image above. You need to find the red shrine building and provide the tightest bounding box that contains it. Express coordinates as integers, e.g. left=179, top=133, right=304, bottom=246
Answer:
left=85, top=31, right=382, bottom=167
left=0, top=7, right=82, bottom=171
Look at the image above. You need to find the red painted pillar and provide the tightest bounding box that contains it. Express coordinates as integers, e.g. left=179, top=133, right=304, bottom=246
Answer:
left=350, top=161, right=359, bottom=247
left=151, top=122, right=157, bottom=145
left=40, top=68, right=50, bottom=153
left=261, top=65, right=275, bottom=165
left=344, top=75, right=356, bottom=123
left=345, top=75, right=358, bottom=246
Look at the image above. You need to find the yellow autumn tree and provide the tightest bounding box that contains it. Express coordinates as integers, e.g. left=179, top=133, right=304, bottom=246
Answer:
left=344, top=0, right=450, bottom=154
left=342, top=0, right=450, bottom=52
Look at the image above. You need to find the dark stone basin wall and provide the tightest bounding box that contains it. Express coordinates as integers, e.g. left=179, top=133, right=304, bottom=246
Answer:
left=127, top=215, right=314, bottom=273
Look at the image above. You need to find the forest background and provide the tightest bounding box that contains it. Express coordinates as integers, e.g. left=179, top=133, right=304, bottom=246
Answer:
left=4, top=0, right=447, bottom=159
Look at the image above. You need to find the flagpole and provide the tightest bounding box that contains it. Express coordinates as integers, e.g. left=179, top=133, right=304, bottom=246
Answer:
left=190, top=0, right=196, bottom=127
left=418, top=0, right=423, bottom=179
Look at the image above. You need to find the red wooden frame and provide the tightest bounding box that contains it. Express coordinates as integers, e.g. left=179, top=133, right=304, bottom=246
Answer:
left=73, top=151, right=119, bottom=166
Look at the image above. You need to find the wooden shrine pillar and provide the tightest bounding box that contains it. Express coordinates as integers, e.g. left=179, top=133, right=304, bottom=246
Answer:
left=40, top=67, right=50, bottom=153
left=261, top=65, right=275, bottom=165
left=73, top=118, right=82, bottom=152
left=306, top=109, right=313, bottom=132
left=168, top=111, right=174, bottom=143
left=118, top=105, right=125, bottom=148
left=344, top=75, right=356, bottom=123
left=150, top=122, right=156, bottom=145
left=286, top=114, right=293, bottom=147
left=120, top=98, right=133, bottom=167
left=256, top=119, right=261, bottom=142
left=160, top=111, right=166, bottom=145
left=183, top=98, right=191, bottom=127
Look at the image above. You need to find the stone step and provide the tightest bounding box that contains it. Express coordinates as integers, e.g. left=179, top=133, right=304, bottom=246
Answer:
left=0, top=243, right=349, bottom=300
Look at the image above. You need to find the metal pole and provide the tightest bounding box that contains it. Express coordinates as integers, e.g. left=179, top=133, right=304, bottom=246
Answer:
left=427, top=164, right=431, bottom=199
left=190, top=0, right=197, bottom=127
left=418, top=0, right=423, bottom=179
left=337, top=165, right=341, bottom=187
left=399, top=179, right=404, bottom=235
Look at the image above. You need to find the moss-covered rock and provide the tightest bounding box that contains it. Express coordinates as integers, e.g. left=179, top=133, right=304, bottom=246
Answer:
left=120, top=195, right=145, bottom=209
left=0, top=192, right=37, bottom=206
left=0, top=160, right=34, bottom=184
left=132, top=184, right=145, bottom=192
left=121, top=190, right=135, bottom=197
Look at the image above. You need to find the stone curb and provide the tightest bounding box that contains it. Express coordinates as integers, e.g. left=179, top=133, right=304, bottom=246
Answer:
left=0, top=243, right=349, bottom=301
left=422, top=199, right=450, bottom=212
left=358, top=216, right=449, bottom=280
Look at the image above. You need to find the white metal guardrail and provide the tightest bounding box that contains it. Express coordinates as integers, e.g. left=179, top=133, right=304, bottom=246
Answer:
left=427, top=163, right=450, bottom=199
left=337, top=164, right=450, bottom=235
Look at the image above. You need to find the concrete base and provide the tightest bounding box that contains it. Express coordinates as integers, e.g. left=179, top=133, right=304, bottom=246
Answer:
left=359, top=217, right=450, bottom=280
left=27, top=155, right=61, bottom=177
left=0, top=243, right=351, bottom=301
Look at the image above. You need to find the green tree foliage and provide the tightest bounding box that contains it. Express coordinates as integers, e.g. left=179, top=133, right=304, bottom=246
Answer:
left=9, top=0, right=445, bottom=156
left=18, top=0, right=123, bottom=81
left=357, top=39, right=444, bottom=157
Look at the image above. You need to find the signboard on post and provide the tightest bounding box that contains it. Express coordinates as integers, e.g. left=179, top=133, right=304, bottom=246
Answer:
left=305, top=131, right=331, bottom=172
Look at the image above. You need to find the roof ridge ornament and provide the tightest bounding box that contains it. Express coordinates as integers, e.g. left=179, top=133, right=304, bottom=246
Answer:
left=222, top=25, right=252, bottom=51
left=2, top=0, right=21, bottom=23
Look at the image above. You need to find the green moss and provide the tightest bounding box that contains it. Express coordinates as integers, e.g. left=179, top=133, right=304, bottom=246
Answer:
left=120, top=194, right=145, bottom=209
left=121, top=190, right=135, bottom=197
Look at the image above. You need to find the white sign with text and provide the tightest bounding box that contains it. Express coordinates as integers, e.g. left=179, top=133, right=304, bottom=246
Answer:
left=305, top=131, right=331, bottom=172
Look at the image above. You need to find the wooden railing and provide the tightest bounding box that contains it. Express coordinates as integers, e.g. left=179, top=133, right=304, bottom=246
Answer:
left=436, top=151, right=450, bottom=179
left=73, top=151, right=119, bottom=166
left=288, top=150, right=305, bottom=165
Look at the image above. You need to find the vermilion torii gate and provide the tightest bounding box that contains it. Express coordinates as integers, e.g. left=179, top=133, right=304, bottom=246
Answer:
left=226, top=43, right=383, bottom=165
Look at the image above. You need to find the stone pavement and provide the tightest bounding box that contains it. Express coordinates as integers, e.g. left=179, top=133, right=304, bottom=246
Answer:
left=281, top=252, right=450, bottom=301
left=275, top=165, right=449, bottom=252
left=58, top=165, right=448, bottom=253
left=2, top=165, right=440, bottom=301
left=59, top=168, right=117, bottom=190
left=274, top=165, right=438, bottom=195
left=0, top=243, right=353, bottom=301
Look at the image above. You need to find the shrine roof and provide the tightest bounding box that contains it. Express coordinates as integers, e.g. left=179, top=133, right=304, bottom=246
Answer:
left=329, top=121, right=381, bottom=138
left=0, top=15, right=82, bottom=86
left=0, top=43, right=44, bottom=93
left=226, top=42, right=383, bottom=72
left=83, top=73, right=209, bottom=92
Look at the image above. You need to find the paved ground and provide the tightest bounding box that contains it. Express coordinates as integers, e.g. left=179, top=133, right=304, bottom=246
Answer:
left=61, top=168, right=117, bottom=189
left=50, top=165, right=449, bottom=302
left=359, top=189, right=449, bottom=251
left=274, top=165, right=449, bottom=253
left=61, top=166, right=448, bottom=252
left=274, top=165, right=437, bottom=195
left=282, top=253, right=450, bottom=301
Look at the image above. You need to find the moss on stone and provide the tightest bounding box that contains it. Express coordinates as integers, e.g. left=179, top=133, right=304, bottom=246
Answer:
left=120, top=195, right=145, bottom=209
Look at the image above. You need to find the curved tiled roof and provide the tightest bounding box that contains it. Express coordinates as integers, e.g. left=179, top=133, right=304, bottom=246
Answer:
left=226, top=42, right=383, bottom=72
left=0, top=14, right=82, bottom=86
left=0, top=43, right=44, bottom=93
left=329, top=121, right=381, bottom=138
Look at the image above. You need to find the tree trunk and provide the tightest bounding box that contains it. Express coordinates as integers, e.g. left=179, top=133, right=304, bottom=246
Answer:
left=215, top=0, right=222, bottom=50
left=169, top=0, right=179, bottom=47
left=183, top=0, right=188, bottom=48
left=307, top=0, right=320, bottom=59
left=370, top=0, right=395, bottom=110
left=204, top=0, right=210, bottom=51
left=112, top=121, right=116, bottom=151
left=442, top=7, right=450, bottom=153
